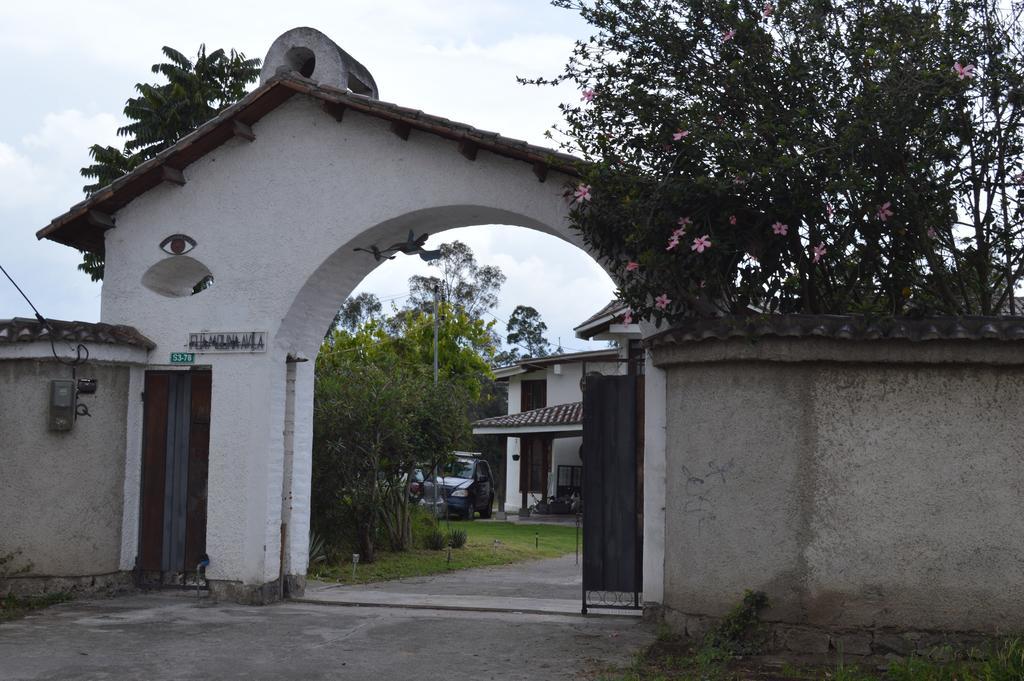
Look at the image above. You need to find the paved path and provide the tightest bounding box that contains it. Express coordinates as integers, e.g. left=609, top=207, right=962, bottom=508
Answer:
left=0, top=591, right=653, bottom=680
left=302, top=553, right=596, bottom=615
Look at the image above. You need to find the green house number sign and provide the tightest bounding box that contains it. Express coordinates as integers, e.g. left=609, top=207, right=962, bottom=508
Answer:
left=170, top=352, right=195, bottom=364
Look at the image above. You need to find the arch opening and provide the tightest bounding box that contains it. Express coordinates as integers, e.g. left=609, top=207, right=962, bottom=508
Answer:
left=274, top=205, right=614, bottom=361
left=141, top=256, right=215, bottom=298
left=284, top=46, right=317, bottom=78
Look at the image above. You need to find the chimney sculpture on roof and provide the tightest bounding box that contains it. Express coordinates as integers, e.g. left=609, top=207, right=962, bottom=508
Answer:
left=260, top=27, right=379, bottom=99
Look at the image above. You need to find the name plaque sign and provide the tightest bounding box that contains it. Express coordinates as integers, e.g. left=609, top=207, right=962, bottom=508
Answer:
left=187, top=331, right=267, bottom=353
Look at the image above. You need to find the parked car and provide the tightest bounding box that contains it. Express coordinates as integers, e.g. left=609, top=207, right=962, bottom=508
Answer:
left=409, top=467, right=447, bottom=518
left=437, top=454, right=494, bottom=520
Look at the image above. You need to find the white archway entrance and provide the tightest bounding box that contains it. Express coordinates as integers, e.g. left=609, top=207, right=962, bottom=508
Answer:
left=38, top=27, right=666, bottom=603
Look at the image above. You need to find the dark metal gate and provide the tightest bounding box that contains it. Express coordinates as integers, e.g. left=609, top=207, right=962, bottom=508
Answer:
left=582, top=373, right=642, bottom=612
left=138, top=370, right=211, bottom=586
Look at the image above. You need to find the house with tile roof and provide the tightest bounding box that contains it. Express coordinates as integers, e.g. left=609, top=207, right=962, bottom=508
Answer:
left=472, top=300, right=641, bottom=514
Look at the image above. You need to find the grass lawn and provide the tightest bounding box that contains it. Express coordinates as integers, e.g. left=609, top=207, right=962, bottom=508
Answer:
left=0, top=592, right=72, bottom=623
left=311, top=521, right=579, bottom=585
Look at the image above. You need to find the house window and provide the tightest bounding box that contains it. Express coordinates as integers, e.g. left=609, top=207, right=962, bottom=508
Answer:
left=556, top=465, right=582, bottom=498
left=521, top=379, right=546, bottom=412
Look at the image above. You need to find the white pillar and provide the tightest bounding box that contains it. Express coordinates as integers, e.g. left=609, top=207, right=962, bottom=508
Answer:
left=643, top=352, right=667, bottom=604
left=286, top=360, right=315, bottom=582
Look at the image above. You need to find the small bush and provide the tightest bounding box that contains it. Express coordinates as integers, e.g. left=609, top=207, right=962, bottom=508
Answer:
left=410, top=506, right=439, bottom=545
left=705, top=590, right=770, bottom=655
left=308, top=532, right=328, bottom=566
left=422, top=528, right=447, bottom=551
left=0, top=549, right=31, bottom=594
left=448, top=529, right=467, bottom=549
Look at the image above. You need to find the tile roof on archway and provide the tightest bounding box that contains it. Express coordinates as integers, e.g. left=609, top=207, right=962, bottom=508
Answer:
left=37, top=74, right=584, bottom=256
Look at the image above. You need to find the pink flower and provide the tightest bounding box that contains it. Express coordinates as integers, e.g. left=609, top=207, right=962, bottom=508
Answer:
left=699, top=280, right=706, bottom=289
left=667, top=234, right=681, bottom=251
left=677, top=216, right=692, bottom=228
left=952, top=62, right=977, bottom=80
left=733, top=174, right=747, bottom=185
left=812, top=243, right=827, bottom=263
left=729, top=215, right=737, bottom=225
left=672, top=130, right=689, bottom=141
left=581, top=88, right=595, bottom=102
left=927, top=227, right=937, bottom=239
left=772, top=221, right=788, bottom=236
left=826, top=203, right=835, bottom=218
left=762, top=2, right=774, bottom=17
left=692, top=235, right=712, bottom=252
left=721, top=29, right=736, bottom=42
left=876, top=201, right=894, bottom=222
left=626, top=260, right=640, bottom=272
left=654, top=294, right=671, bottom=310
left=574, top=184, right=592, bottom=202
left=622, top=308, right=633, bottom=325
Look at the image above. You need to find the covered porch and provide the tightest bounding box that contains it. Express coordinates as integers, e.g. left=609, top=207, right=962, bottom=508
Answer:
left=472, top=401, right=583, bottom=515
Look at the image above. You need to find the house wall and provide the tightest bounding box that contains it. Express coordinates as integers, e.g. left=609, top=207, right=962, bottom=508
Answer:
left=96, top=92, right=590, bottom=599
left=503, top=357, right=627, bottom=512
left=653, top=336, right=1024, bottom=642
left=0, top=343, right=147, bottom=590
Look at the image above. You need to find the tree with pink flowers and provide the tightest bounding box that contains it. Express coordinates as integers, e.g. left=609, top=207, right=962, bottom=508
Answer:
left=528, top=0, right=1024, bottom=321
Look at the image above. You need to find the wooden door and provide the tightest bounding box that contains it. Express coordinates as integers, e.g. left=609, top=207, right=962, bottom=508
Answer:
left=139, top=371, right=211, bottom=575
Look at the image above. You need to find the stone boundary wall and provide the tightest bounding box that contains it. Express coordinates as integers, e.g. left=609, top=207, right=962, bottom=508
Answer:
left=4, top=572, right=135, bottom=599
left=651, top=326, right=1024, bottom=647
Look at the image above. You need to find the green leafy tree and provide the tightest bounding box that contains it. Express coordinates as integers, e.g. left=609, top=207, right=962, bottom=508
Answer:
left=313, top=326, right=474, bottom=560
left=505, top=305, right=551, bottom=359
left=387, top=303, right=497, bottom=400
left=529, top=0, right=1024, bottom=320
left=407, top=241, right=507, bottom=319
left=326, top=292, right=383, bottom=338
left=78, top=45, right=260, bottom=281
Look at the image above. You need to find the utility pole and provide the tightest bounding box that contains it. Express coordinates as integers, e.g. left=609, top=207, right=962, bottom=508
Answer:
left=432, top=283, right=439, bottom=385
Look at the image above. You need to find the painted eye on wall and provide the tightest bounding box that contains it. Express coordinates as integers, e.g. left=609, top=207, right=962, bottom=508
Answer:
left=159, top=234, right=197, bottom=255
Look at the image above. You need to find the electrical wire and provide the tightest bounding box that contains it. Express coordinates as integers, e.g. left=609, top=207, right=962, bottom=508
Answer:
left=0, top=262, right=89, bottom=367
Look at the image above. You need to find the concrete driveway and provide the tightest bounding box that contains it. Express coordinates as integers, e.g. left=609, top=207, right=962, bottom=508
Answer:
left=0, top=557, right=652, bottom=680
left=301, top=553, right=599, bottom=615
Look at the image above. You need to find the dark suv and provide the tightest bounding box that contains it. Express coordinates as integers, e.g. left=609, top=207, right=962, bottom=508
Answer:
left=437, top=455, right=494, bottom=520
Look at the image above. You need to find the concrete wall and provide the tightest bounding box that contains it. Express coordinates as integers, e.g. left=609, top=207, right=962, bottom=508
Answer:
left=0, top=354, right=133, bottom=581
left=654, top=337, right=1024, bottom=636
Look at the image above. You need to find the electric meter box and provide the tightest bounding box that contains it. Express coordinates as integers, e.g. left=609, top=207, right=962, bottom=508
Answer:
left=49, top=379, right=75, bottom=432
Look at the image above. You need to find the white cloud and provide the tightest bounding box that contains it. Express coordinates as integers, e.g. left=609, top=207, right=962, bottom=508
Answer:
left=0, top=142, right=48, bottom=208
left=23, top=109, right=121, bottom=155
left=0, top=109, right=122, bottom=211
left=353, top=226, right=616, bottom=354
left=0, top=2, right=604, bottom=330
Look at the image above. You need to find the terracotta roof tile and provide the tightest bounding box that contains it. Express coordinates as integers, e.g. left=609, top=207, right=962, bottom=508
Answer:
left=573, top=299, right=627, bottom=332
left=38, top=74, right=583, bottom=254
left=473, top=401, right=583, bottom=429
left=0, top=318, right=155, bottom=350
left=648, top=314, right=1024, bottom=347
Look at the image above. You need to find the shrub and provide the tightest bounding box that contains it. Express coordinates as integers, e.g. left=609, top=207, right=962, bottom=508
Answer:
left=307, top=532, right=328, bottom=566
left=448, top=529, right=468, bottom=549
left=533, top=0, right=1024, bottom=320
left=0, top=549, right=31, bottom=594
left=705, top=590, right=770, bottom=655
left=422, top=528, right=447, bottom=551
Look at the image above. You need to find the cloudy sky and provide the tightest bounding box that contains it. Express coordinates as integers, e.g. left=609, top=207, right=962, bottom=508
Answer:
left=0, top=1, right=616, bottom=354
